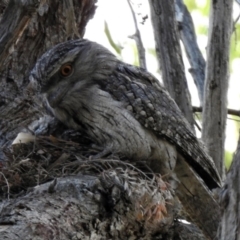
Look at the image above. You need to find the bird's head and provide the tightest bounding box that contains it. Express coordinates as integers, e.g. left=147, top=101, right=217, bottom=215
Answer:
left=30, top=39, right=118, bottom=108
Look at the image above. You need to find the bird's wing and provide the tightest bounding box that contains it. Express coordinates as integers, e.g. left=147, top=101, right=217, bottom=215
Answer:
left=100, top=64, right=221, bottom=239
left=98, top=64, right=221, bottom=189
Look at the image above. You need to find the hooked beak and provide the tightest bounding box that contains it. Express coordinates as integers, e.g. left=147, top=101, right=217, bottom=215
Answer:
left=46, top=85, right=69, bottom=108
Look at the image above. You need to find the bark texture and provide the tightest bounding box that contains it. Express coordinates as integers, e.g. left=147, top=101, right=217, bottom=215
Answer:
left=202, top=0, right=233, bottom=177
left=148, top=0, right=194, bottom=128
left=175, top=155, right=220, bottom=240
left=0, top=173, right=173, bottom=240
left=0, top=171, right=204, bottom=240
left=218, top=135, right=240, bottom=239
left=0, top=0, right=96, bottom=154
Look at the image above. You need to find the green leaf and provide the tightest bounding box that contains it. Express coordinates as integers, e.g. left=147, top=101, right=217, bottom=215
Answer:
left=104, top=21, right=122, bottom=55
left=225, top=150, right=233, bottom=170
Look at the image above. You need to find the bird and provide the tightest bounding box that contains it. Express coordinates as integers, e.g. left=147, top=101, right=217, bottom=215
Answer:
left=30, top=39, right=221, bottom=239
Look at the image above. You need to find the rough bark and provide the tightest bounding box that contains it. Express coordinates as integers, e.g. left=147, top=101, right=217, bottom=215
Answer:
left=0, top=0, right=96, bottom=155
left=0, top=173, right=205, bottom=240
left=218, top=134, right=240, bottom=239
left=0, top=174, right=171, bottom=240
left=202, top=0, right=233, bottom=177
left=148, top=0, right=194, bottom=129
left=175, top=155, right=220, bottom=240
left=0, top=0, right=39, bottom=71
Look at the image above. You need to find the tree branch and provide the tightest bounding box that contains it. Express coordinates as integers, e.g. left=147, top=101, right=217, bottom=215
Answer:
left=148, top=0, right=194, bottom=129
left=193, top=106, right=240, bottom=118
left=202, top=0, right=233, bottom=177
left=175, top=0, right=206, bottom=104
left=127, top=0, right=146, bottom=69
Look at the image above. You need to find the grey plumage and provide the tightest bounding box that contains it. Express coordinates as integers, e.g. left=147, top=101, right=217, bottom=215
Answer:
left=30, top=39, right=221, bottom=239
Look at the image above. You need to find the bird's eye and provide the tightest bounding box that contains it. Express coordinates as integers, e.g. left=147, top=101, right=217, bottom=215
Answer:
left=60, top=63, right=73, bottom=77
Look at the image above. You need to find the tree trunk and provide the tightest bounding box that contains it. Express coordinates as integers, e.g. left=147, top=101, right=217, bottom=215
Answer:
left=218, top=133, right=240, bottom=239
left=148, top=0, right=194, bottom=129
left=202, top=0, right=233, bottom=177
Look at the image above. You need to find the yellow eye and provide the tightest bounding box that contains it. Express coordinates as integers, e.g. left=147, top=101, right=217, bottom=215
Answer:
left=60, top=63, right=73, bottom=77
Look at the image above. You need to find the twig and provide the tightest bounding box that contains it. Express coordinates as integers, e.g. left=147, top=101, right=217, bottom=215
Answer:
left=233, top=13, right=240, bottom=31
left=193, top=106, right=240, bottom=117
left=104, top=21, right=122, bottom=55
left=233, top=2, right=240, bottom=31
left=0, top=171, right=10, bottom=200
left=126, top=0, right=146, bottom=69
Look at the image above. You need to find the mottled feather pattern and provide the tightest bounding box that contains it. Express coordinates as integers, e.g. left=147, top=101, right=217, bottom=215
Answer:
left=30, top=39, right=221, bottom=190
left=99, top=69, right=220, bottom=188
left=30, top=40, right=92, bottom=90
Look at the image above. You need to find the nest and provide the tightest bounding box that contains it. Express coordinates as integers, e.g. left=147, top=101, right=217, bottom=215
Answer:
left=2, top=135, right=90, bottom=192
left=3, top=134, right=148, bottom=189
left=0, top=118, right=175, bottom=225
